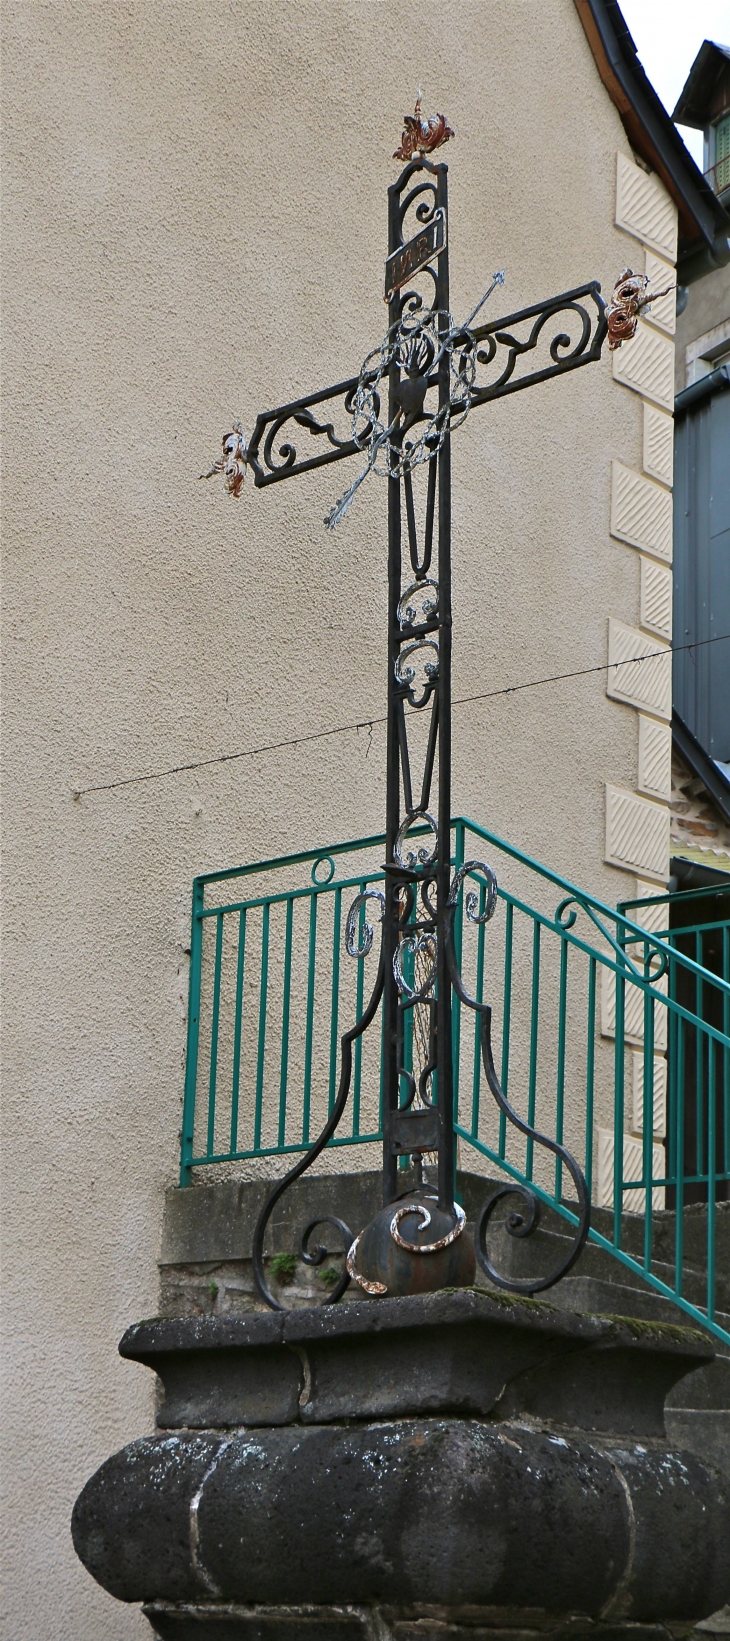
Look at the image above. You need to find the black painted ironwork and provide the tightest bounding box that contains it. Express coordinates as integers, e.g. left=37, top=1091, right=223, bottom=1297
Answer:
left=242, top=155, right=604, bottom=1308
left=244, top=282, right=606, bottom=490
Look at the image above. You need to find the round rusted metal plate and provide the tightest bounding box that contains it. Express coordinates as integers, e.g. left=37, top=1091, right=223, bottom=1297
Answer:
left=352, top=1190, right=476, bottom=1298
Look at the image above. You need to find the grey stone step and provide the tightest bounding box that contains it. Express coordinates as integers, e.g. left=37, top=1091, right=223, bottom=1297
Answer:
left=541, top=1273, right=730, bottom=1360
left=668, top=1354, right=730, bottom=1408
left=159, top=1169, right=730, bottom=1355
left=665, top=1409, right=730, bottom=1472
left=693, top=1605, right=730, bottom=1637
left=162, top=1170, right=730, bottom=1274
left=475, top=1213, right=730, bottom=1312
left=455, top=1174, right=730, bottom=1294
left=588, top=1197, right=730, bottom=1273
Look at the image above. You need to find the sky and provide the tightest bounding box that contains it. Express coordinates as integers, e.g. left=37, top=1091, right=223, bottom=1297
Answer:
left=620, top=0, right=730, bottom=166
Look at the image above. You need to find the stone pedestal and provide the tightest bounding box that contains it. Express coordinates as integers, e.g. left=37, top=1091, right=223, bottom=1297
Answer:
left=72, top=1290, right=730, bottom=1639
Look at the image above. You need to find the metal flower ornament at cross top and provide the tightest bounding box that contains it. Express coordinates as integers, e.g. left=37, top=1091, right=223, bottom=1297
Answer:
left=393, top=91, right=454, bottom=163
left=605, top=266, right=675, bottom=350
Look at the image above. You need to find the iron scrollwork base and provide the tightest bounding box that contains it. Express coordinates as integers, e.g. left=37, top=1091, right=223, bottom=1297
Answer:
left=251, top=912, right=385, bottom=1312
left=445, top=862, right=590, bottom=1295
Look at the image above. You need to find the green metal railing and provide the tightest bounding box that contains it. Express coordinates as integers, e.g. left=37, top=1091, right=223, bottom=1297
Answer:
left=181, top=819, right=730, bottom=1344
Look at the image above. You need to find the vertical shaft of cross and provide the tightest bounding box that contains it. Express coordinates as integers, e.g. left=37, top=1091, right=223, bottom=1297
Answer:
left=382, top=175, right=403, bottom=1209
left=381, top=160, right=456, bottom=1216
left=434, top=163, right=456, bottom=1215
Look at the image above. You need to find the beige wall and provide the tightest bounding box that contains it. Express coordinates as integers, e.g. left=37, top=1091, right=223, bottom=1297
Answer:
left=675, top=260, right=730, bottom=389
left=2, top=3, right=669, bottom=1634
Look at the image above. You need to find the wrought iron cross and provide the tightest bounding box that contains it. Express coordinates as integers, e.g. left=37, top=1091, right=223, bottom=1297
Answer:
left=206, top=123, right=609, bottom=1308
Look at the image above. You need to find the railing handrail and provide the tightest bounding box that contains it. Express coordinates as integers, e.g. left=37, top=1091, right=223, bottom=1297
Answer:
left=456, top=816, right=730, bottom=998
left=621, top=882, right=730, bottom=912
left=191, top=816, right=730, bottom=999
left=704, top=156, right=730, bottom=193
left=192, top=831, right=390, bottom=892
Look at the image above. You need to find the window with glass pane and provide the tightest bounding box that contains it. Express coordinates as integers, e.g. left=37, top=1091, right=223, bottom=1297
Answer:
left=715, top=113, right=730, bottom=190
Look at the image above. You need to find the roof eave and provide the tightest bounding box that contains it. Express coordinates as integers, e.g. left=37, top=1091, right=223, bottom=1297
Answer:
left=574, top=0, right=729, bottom=261
left=673, top=40, right=730, bottom=127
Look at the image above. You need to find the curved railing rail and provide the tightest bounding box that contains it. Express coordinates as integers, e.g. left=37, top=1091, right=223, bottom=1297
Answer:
left=180, top=818, right=730, bottom=1344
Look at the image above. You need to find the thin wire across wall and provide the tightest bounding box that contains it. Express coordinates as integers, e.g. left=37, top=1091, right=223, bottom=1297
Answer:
left=73, top=631, right=730, bottom=798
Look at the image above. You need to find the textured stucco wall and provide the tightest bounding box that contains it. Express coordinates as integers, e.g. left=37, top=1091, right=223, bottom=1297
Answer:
left=675, top=261, right=730, bottom=388
left=2, top=2, right=650, bottom=1635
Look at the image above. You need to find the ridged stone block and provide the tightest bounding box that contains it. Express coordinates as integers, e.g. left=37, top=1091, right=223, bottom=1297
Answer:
left=607, top=619, right=671, bottom=719
left=612, top=321, right=675, bottom=410
left=638, top=715, right=673, bottom=800
left=615, top=152, right=678, bottom=261
left=601, top=964, right=669, bottom=1050
left=644, top=251, right=676, bottom=335
left=643, top=403, right=674, bottom=487
left=597, top=1126, right=665, bottom=1212
left=632, top=1050, right=668, bottom=1139
left=605, top=783, right=670, bottom=880
left=633, top=881, right=668, bottom=933
left=641, top=556, right=673, bottom=638
left=611, top=462, right=673, bottom=561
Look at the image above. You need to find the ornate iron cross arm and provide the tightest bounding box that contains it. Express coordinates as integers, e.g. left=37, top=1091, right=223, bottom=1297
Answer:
left=215, top=141, right=608, bottom=1310
left=242, top=280, right=606, bottom=489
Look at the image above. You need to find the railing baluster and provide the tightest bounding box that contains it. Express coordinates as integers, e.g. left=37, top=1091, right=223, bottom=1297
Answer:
left=613, top=929, right=626, bottom=1248
left=470, top=882, right=487, bottom=1138
left=554, top=936, right=568, bottom=1201
left=180, top=877, right=204, bottom=1186
left=230, top=908, right=247, bottom=1155
left=352, top=881, right=366, bottom=1136
left=708, top=1026, right=716, bottom=1323
left=402, top=895, right=415, bottom=1101
left=584, top=955, right=596, bottom=1197
left=206, top=912, right=224, bottom=1159
left=498, top=900, right=513, bottom=1159
left=378, top=1001, right=385, bottom=1138
left=696, top=929, right=704, bottom=1181
left=724, top=925, right=730, bottom=1177
left=526, top=920, right=541, bottom=1181
left=642, top=945, right=655, bottom=1274
left=451, top=819, right=465, bottom=1125
left=254, top=903, right=270, bottom=1152
left=278, top=898, right=294, bottom=1149
left=328, top=887, right=342, bottom=1115
left=302, top=893, right=318, bottom=1145
left=675, top=1015, right=685, bottom=1298
left=666, top=938, right=677, bottom=1192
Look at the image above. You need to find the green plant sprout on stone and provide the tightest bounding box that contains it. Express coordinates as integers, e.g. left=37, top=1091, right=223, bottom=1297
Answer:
left=318, top=1266, right=341, bottom=1288
left=270, top=1252, right=298, bottom=1285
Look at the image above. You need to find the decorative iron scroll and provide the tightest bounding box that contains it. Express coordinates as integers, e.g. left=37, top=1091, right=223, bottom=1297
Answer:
left=467, top=283, right=606, bottom=405
left=242, top=283, right=606, bottom=489
left=444, top=862, right=591, bottom=1293
left=251, top=940, right=385, bottom=1312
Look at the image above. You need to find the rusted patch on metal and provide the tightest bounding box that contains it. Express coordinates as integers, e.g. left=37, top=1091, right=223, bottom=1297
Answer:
left=606, top=267, right=674, bottom=351
left=347, top=1230, right=388, bottom=1296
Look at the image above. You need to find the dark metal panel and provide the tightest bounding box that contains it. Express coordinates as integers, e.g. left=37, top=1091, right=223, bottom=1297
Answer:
left=673, top=388, right=730, bottom=760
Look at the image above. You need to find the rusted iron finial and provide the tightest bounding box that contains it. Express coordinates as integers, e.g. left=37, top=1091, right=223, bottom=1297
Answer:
left=393, top=91, right=454, bottom=163
left=606, top=266, right=674, bottom=350
left=200, top=423, right=249, bottom=496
